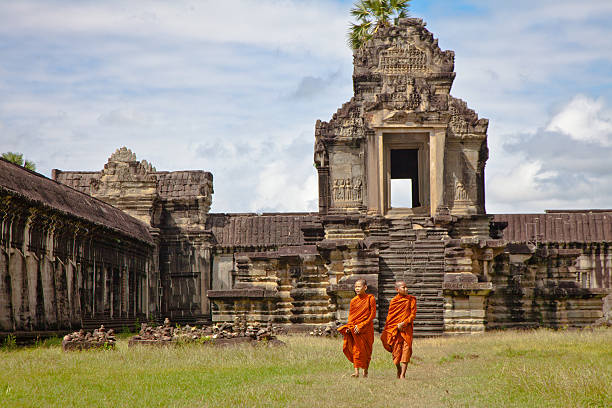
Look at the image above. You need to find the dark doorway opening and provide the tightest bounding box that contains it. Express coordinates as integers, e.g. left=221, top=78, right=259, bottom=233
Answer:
left=390, top=149, right=420, bottom=208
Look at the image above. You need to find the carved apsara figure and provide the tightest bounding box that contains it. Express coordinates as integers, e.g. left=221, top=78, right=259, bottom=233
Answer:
left=344, top=178, right=352, bottom=201
left=353, top=178, right=362, bottom=201
left=333, top=179, right=341, bottom=201
left=314, top=139, right=327, bottom=168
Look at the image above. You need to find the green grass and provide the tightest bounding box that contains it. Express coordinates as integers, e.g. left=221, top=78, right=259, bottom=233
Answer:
left=1, top=329, right=611, bottom=407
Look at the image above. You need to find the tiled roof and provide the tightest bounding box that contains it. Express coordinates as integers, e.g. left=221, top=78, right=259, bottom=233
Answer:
left=206, top=213, right=315, bottom=248
left=493, top=211, right=612, bottom=244
left=0, top=159, right=153, bottom=244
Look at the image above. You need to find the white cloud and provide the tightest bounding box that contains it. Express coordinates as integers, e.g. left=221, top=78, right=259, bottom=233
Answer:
left=546, top=95, right=612, bottom=146
left=487, top=95, right=612, bottom=213
left=0, top=1, right=350, bottom=59
left=252, top=159, right=318, bottom=213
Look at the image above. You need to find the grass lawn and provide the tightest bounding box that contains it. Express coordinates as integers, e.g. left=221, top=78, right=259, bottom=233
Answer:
left=1, top=328, right=611, bottom=408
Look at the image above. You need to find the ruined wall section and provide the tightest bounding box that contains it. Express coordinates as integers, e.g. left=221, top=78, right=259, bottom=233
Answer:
left=0, top=159, right=155, bottom=334
left=491, top=212, right=612, bottom=326
left=207, top=214, right=336, bottom=330
left=53, top=147, right=214, bottom=324
left=487, top=245, right=607, bottom=329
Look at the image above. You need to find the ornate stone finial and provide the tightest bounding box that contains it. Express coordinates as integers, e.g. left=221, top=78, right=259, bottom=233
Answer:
left=109, top=147, right=137, bottom=163
left=140, top=160, right=156, bottom=173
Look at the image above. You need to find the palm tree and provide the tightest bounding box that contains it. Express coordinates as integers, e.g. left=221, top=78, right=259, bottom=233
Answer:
left=348, top=0, right=411, bottom=50
left=2, top=151, right=36, bottom=171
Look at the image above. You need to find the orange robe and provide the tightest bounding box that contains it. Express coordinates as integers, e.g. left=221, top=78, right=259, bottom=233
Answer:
left=338, top=293, right=376, bottom=369
left=381, top=294, right=417, bottom=364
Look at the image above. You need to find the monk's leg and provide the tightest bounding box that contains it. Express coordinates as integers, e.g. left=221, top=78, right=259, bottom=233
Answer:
left=351, top=334, right=371, bottom=378
left=399, top=341, right=412, bottom=379
left=392, top=338, right=404, bottom=378
left=399, top=362, right=408, bottom=379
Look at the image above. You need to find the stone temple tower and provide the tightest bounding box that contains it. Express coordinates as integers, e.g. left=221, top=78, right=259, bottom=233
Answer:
left=315, top=18, right=488, bottom=218
left=313, top=18, right=498, bottom=335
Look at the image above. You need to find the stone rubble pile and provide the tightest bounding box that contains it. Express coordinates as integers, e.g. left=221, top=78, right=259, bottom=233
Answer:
left=129, top=317, right=284, bottom=346
left=130, top=318, right=176, bottom=343
left=211, top=315, right=282, bottom=342
left=129, top=318, right=214, bottom=345
left=62, top=325, right=116, bottom=351
left=173, top=324, right=213, bottom=342
left=309, top=322, right=340, bottom=337
left=590, top=311, right=612, bottom=328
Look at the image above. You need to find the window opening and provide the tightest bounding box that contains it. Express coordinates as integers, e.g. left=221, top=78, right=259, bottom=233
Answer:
left=390, top=149, right=420, bottom=208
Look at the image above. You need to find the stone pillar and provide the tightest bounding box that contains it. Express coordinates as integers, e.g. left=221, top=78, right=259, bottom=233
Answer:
left=41, top=255, right=56, bottom=327
left=122, top=266, right=129, bottom=317
left=9, top=248, right=27, bottom=330
left=55, top=258, right=70, bottom=328
left=0, top=249, right=12, bottom=330
left=26, top=252, right=39, bottom=329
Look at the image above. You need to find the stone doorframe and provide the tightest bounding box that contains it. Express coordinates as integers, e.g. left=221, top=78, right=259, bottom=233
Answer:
left=365, top=125, right=447, bottom=217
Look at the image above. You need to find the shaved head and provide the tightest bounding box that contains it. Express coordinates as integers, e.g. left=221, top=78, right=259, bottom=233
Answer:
left=355, top=279, right=368, bottom=286
left=395, top=281, right=406, bottom=289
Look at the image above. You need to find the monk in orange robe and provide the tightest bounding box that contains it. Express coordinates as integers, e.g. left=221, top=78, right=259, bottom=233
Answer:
left=381, top=281, right=417, bottom=379
left=338, top=279, right=376, bottom=378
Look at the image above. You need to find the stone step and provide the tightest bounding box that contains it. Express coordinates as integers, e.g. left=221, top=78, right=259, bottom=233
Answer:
left=379, top=269, right=445, bottom=275
left=381, top=273, right=445, bottom=279
left=382, top=256, right=445, bottom=261
left=380, top=257, right=445, bottom=264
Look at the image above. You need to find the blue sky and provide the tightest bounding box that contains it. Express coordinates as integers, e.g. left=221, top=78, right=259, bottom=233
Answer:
left=1, top=0, right=612, bottom=213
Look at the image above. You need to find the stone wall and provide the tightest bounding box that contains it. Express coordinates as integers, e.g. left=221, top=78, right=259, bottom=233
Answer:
left=487, top=245, right=607, bottom=329
left=0, top=158, right=156, bottom=334
left=53, top=147, right=214, bottom=324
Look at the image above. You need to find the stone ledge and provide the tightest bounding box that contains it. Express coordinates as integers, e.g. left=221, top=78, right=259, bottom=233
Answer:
left=443, top=282, right=492, bottom=291
left=207, top=289, right=279, bottom=299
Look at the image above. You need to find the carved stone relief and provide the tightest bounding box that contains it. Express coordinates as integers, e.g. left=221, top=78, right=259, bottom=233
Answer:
left=332, top=177, right=362, bottom=203
left=449, top=105, right=469, bottom=134
left=454, top=180, right=473, bottom=202
left=378, top=45, right=428, bottom=75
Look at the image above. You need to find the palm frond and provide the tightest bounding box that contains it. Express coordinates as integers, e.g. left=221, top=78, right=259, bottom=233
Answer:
left=347, top=0, right=411, bottom=50
left=348, top=21, right=373, bottom=49
left=350, top=3, right=371, bottom=22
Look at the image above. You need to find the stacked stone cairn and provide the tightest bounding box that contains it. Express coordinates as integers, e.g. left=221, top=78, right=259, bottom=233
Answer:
left=62, top=325, right=116, bottom=351
left=309, top=321, right=340, bottom=337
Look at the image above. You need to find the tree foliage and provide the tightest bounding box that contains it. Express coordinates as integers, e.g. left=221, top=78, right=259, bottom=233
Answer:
left=2, top=151, right=36, bottom=171
left=348, top=0, right=411, bottom=50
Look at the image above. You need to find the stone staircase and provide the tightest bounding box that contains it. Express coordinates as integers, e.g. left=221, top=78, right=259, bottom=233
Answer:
left=377, top=218, right=446, bottom=337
